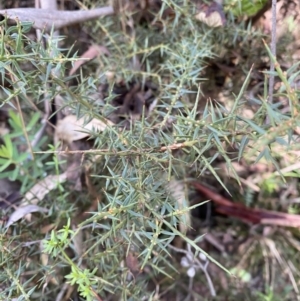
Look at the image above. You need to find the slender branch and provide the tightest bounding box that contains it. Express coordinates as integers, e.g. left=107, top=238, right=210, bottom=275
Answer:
left=8, top=73, right=35, bottom=160
left=33, top=141, right=198, bottom=156
left=268, top=0, right=277, bottom=104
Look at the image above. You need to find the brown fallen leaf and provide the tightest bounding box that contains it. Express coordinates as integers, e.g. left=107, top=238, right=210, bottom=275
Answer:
left=6, top=204, right=48, bottom=228
left=41, top=223, right=55, bottom=234
left=65, top=155, right=83, bottom=191
left=0, top=178, right=22, bottom=209
left=72, top=224, right=84, bottom=257
left=191, top=182, right=300, bottom=228
left=195, top=2, right=226, bottom=28
left=126, top=251, right=141, bottom=277
left=167, top=179, right=191, bottom=235
left=21, top=173, right=67, bottom=207
left=69, top=45, right=110, bottom=76
left=55, top=115, right=114, bottom=144
left=54, top=115, right=113, bottom=190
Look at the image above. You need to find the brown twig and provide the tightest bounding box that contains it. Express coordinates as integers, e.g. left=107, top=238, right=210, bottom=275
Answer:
left=33, top=141, right=198, bottom=156
left=191, top=182, right=300, bottom=228
left=33, top=128, right=259, bottom=156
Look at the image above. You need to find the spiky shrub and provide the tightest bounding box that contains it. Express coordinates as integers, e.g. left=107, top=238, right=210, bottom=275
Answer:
left=1, top=0, right=300, bottom=300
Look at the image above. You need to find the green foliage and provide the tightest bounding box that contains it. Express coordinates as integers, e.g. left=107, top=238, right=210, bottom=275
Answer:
left=255, top=286, right=294, bottom=301
left=225, top=0, right=268, bottom=17
left=0, top=0, right=300, bottom=300
left=0, top=111, right=45, bottom=191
